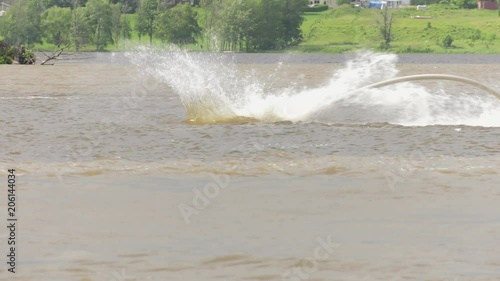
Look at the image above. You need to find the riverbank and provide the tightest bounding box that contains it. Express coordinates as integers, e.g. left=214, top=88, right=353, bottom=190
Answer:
left=30, top=5, right=500, bottom=54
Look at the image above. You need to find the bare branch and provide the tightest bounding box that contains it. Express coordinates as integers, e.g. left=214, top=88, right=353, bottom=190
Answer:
left=41, top=43, right=73, bottom=65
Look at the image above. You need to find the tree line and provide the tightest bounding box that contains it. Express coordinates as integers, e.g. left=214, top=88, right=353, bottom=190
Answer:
left=201, top=0, right=307, bottom=51
left=0, top=0, right=308, bottom=52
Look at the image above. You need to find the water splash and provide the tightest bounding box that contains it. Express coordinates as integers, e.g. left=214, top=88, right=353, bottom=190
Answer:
left=127, top=47, right=500, bottom=127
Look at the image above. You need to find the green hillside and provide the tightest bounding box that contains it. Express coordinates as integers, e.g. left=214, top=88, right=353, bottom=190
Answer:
left=296, top=5, right=500, bottom=53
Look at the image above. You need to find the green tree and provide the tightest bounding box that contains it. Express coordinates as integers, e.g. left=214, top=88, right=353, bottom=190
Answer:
left=120, top=15, right=132, bottom=47
left=86, top=0, right=113, bottom=51
left=109, top=0, right=139, bottom=13
left=110, top=3, right=122, bottom=46
left=378, top=5, right=394, bottom=49
left=282, top=0, right=307, bottom=46
left=218, top=0, right=254, bottom=51
left=136, top=0, right=158, bottom=45
left=0, top=0, right=42, bottom=47
left=155, top=4, right=201, bottom=45
left=110, top=6, right=132, bottom=49
left=200, top=0, right=223, bottom=50
left=254, top=0, right=285, bottom=49
left=200, top=0, right=306, bottom=51
left=442, top=35, right=454, bottom=48
left=71, top=6, right=91, bottom=51
left=41, top=7, right=72, bottom=48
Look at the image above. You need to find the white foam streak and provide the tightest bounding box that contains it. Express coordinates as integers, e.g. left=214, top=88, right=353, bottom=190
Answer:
left=127, top=47, right=500, bottom=127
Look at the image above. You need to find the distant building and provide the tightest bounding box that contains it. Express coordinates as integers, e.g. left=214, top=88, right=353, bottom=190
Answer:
left=309, top=0, right=338, bottom=8
left=477, top=0, right=498, bottom=9
left=367, top=0, right=409, bottom=8
left=314, top=0, right=413, bottom=8
left=382, top=0, right=406, bottom=8
left=327, top=0, right=410, bottom=8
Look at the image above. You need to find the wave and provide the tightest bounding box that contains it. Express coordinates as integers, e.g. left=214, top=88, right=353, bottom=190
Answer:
left=127, top=47, right=500, bottom=127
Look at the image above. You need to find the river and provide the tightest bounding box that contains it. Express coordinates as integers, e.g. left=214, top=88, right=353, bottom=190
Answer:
left=0, top=51, right=499, bottom=281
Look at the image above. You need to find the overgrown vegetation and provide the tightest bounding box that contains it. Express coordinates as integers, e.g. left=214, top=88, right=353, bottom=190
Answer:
left=0, top=0, right=308, bottom=52
left=0, top=41, right=14, bottom=64
left=0, top=41, right=36, bottom=64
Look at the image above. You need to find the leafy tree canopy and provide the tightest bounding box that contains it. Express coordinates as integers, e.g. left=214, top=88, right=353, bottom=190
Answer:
left=41, top=6, right=72, bottom=47
left=155, top=3, right=201, bottom=45
left=0, top=0, right=42, bottom=47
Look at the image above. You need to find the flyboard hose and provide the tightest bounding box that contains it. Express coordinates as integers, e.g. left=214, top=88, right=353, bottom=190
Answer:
left=357, top=74, right=500, bottom=100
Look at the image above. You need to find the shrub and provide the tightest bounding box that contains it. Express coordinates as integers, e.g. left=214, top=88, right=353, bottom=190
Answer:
left=442, top=35, right=454, bottom=48
left=0, top=41, right=35, bottom=64
left=0, top=41, right=15, bottom=64
left=17, top=46, right=36, bottom=64
left=0, top=56, right=13, bottom=64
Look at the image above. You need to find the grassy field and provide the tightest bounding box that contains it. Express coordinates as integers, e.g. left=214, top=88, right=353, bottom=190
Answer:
left=295, top=5, right=500, bottom=53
